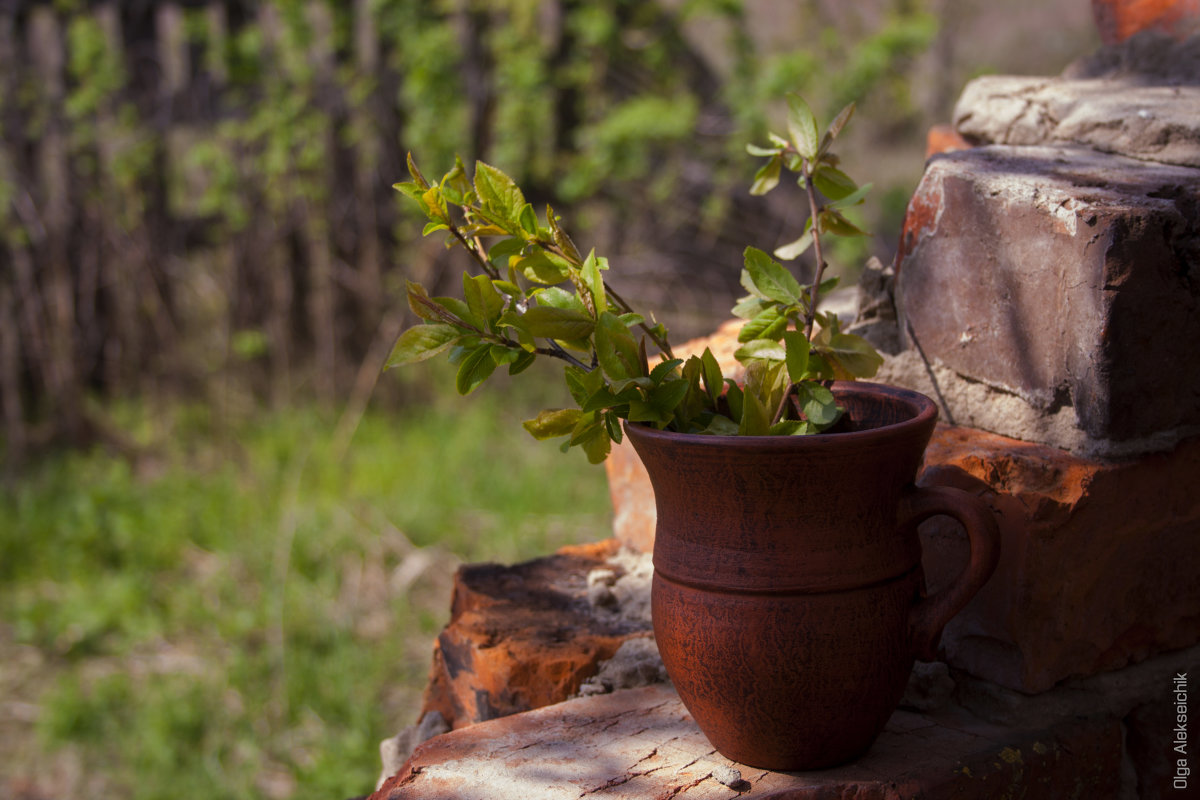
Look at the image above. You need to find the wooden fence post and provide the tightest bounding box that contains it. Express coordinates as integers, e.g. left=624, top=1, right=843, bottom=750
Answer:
left=303, top=0, right=338, bottom=407
left=28, top=5, right=83, bottom=441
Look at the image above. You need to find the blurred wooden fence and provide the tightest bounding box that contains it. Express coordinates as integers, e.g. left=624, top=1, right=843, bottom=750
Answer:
left=0, top=0, right=435, bottom=457
left=0, top=0, right=946, bottom=458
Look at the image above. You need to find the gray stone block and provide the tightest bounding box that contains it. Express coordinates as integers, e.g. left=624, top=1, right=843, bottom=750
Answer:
left=894, top=144, right=1200, bottom=452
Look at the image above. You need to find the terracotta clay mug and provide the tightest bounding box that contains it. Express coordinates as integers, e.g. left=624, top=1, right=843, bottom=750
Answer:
left=625, top=382, right=1000, bottom=770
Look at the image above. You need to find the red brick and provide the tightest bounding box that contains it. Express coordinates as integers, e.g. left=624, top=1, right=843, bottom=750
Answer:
left=1091, top=0, right=1200, bottom=44
left=416, top=541, right=651, bottom=729
left=925, top=123, right=973, bottom=159
left=919, top=425, right=1200, bottom=692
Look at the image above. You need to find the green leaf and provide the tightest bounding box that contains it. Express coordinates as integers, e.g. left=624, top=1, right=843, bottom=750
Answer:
left=774, top=229, right=814, bottom=261
left=464, top=273, right=505, bottom=327
left=738, top=386, right=772, bottom=435
left=813, top=165, right=858, bottom=201
left=406, top=152, right=430, bottom=189
left=826, top=102, right=855, bottom=142
left=530, top=286, right=582, bottom=311
left=648, top=378, right=690, bottom=418
left=806, top=352, right=835, bottom=381
left=435, top=296, right=482, bottom=330
left=605, top=411, right=624, bottom=444
left=393, top=180, right=425, bottom=204
left=517, top=250, right=572, bottom=284
left=581, top=249, right=606, bottom=315
left=386, top=323, right=463, bottom=368
left=701, top=414, right=739, bottom=435
left=700, top=348, right=723, bottom=404
left=421, top=186, right=448, bottom=222
left=493, top=280, right=523, bottom=297
left=406, top=281, right=446, bottom=323
left=547, top=206, right=581, bottom=262
left=735, top=339, right=787, bottom=363
left=440, top=155, right=472, bottom=204
left=595, top=312, right=642, bottom=381
left=508, top=350, right=536, bottom=375
left=520, top=306, right=595, bottom=340
left=825, top=182, right=873, bottom=211
left=786, top=94, right=819, bottom=161
left=782, top=330, right=811, bottom=383
left=743, top=359, right=789, bottom=425
left=627, top=398, right=668, bottom=424
left=750, top=155, right=781, bottom=196
left=746, top=142, right=781, bottom=157
left=488, top=238, right=524, bottom=271
left=489, top=345, right=522, bottom=365
left=517, top=203, right=538, bottom=236
left=724, top=379, right=744, bottom=424
left=731, top=294, right=769, bottom=320
left=580, top=386, right=622, bottom=413
left=744, top=247, right=802, bottom=305
left=422, top=221, right=449, bottom=236
left=768, top=419, right=810, bottom=436
left=562, top=365, right=602, bottom=406
left=455, top=344, right=498, bottom=394
left=737, top=305, right=788, bottom=343
left=581, top=431, right=611, bottom=464
left=568, top=411, right=605, bottom=446
left=796, top=382, right=842, bottom=428
left=819, top=208, right=870, bottom=237
left=819, top=331, right=885, bottom=379
left=523, top=408, right=582, bottom=440
left=474, top=161, right=525, bottom=227
left=649, top=358, right=683, bottom=385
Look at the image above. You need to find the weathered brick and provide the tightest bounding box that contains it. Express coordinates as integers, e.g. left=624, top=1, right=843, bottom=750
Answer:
left=919, top=425, right=1200, bottom=693
left=895, top=144, right=1200, bottom=450
left=416, top=540, right=651, bottom=729
left=1091, top=0, right=1200, bottom=44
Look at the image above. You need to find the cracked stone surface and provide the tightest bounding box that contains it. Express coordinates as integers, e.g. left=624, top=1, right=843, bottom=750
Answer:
left=954, top=32, right=1200, bottom=168
left=370, top=683, right=1123, bottom=799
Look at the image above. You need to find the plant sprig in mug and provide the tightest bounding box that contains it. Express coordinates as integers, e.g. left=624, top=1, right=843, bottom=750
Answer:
left=388, top=94, right=883, bottom=463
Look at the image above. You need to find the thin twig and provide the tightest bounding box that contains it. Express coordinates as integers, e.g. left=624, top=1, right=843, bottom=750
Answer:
left=802, top=169, right=827, bottom=341
left=771, top=382, right=798, bottom=425
left=604, top=281, right=675, bottom=359
left=536, top=238, right=675, bottom=359
left=534, top=342, right=591, bottom=371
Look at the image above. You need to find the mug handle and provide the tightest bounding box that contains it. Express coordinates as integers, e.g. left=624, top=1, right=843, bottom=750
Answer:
left=899, top=485, right=1001, bottom=662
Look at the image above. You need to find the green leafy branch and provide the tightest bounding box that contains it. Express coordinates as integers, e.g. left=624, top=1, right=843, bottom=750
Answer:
left=747, top=95, right=872, bottom=338
left=724, top=94, right=883, bottom=433
left=386, top=93, right=884, bottom=460
left=388, top=154, right=701, bottom=462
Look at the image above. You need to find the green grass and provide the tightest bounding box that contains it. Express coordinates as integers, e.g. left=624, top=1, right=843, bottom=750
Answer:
left=0, top=365, right=612, bottom=799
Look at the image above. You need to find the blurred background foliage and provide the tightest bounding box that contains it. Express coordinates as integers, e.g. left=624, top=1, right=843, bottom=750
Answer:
left=0, top=0, right=1096, bottom=797
left=0, top=0, right=1095, bottom=454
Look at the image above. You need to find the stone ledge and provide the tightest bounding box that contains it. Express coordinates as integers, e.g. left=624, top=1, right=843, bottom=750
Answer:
left=372, top=683, right=1122, bottom=800
left=954, top=75, right=1200, bottom=168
